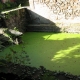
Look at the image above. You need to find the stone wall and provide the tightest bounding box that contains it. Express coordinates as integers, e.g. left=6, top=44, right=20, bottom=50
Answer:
left=27, top=23, right=80, bottom=33
left=28, top=0, right=80, bottom=33
left=43, top=0, right=80, bottom=19
left=27, top=24, right=60, bottom=32
left=1, top=0, right=80, bottom=33
left=1, top=7, right=31, bottom=32
left=31, top=0, right=80, bottom=20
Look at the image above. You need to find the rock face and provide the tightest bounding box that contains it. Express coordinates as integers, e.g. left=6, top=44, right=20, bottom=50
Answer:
left=9, top=29, right=23, bottom=36
left=0, top=28, right=5, bottom=34
left=8, top=29, right=23, bottom=45
left=4, top=29, right=23, bottom=45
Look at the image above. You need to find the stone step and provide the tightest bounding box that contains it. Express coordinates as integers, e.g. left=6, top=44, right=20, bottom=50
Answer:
left=27, top=24, right=60, bottom=32
left=27, top=24, right=80, bottom=33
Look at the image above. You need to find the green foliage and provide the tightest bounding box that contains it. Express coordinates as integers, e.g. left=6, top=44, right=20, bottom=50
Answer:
left=5, top=2, right=11, bottom=8
left=0, top=60, right=6, bottom=67
left=0, top=2, right=4, bottom=11
left=3, top=48, right=30, bottom=65
left=18, top=4, right=21, bottom=8
left=0, top=32, right=11, bottom=52
left=5, top=53, right=12, bottom=62
left=14, top=27, right=19, bottom=31
left=0, top=0, right=29, bottom=12
left=16, top=0, right=29, bottom=6
left=5, top=12, right=14, bottom=19
left=0, top=61, right=5, bottom=66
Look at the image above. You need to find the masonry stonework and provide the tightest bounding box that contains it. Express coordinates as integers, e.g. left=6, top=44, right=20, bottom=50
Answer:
left=28, top=0, right=80, bottom=33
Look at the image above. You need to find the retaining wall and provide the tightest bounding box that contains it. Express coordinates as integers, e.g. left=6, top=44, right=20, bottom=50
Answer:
left=28, top=0, right=80, bottom=33
left=0, top=7, right=31, bottom=32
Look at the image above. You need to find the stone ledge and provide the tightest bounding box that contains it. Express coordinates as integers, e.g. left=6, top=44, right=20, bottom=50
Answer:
left=27, top=23, right=80, bottom=33
left=27, top=24, right=60, bottom=32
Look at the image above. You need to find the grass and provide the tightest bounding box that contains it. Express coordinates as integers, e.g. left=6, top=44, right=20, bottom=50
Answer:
left=0, top=32, right=80, bottom=76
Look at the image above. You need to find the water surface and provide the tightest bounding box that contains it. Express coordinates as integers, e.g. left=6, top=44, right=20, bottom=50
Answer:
left=1, top=32, right=80, bottom=75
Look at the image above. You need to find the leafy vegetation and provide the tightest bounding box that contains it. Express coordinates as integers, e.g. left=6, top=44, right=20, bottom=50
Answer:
left=0, top=0, right=29, bottom=12
left=0, top=61, right=80, bottom=80
left=0, top=33, right=11, bottom=51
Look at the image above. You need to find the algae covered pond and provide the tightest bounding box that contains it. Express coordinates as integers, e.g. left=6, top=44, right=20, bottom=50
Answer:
left=0, top=32, right=80, bottom=75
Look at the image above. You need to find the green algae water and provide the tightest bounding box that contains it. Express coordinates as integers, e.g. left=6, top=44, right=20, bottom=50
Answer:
left=1, top=32, right=80, bottom=75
